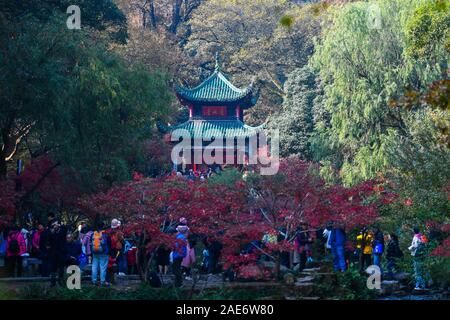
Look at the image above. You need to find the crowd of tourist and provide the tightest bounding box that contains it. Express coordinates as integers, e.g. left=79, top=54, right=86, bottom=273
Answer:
left=0, top=214, right=433, bottom=291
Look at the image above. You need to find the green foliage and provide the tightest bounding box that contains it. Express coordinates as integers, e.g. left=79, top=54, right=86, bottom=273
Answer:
left=334, top=268, right=377, bottom=300
left=15, top=283, right=281, bottom=300
left=0, top=0, right=128, bottom=43
left=269, top=66, right=325, bottom=160
left=208, top=167, right=243, bottom=187
left=310, top=0, right=448, bottom=186
left=405, top=0, right=450, bottom=60
left=0, top=10, right=172, bottom=187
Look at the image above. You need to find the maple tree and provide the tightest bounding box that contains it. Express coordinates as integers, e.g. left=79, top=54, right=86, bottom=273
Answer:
left=77, top=158, right=383, bottom=281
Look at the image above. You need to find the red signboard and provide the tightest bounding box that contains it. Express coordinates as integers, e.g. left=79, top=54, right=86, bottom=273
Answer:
left=202, top=106, right=227, bottom=117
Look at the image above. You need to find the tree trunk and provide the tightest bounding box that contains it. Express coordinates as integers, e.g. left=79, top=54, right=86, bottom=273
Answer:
left=275, top=252, right=281, bottom=280
left=149, top=0, right=157, bottom=29
left=169, top=0, right=183, bottom=34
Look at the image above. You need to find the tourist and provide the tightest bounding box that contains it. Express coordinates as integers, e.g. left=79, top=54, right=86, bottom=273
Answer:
left=182, top=238, right=197, bottom=280
left=188, top=170, right=195, bottom=181
left=385, top=233, right=403, bottom=279
left=207, top=235, right=223, bottom=274
left=408, top=226, right=427, bottom=290
left=65, top=233, right=82, bottom=266
left=40, top=213, right=62, bottom=276
left=323, top=223, right=333, bottom=261
left=47, top=219, right=67, bottom=287
left=294, top=225, right=309, bottom=272
left=201, top=238, right=210, bottom=273
left=80, top=224, right=93, bottom=264
left=126, top=242, right=138, bottom=275
left=0, top=229, right=7, bottom=269
left=330, top=223, right=346, bottom=272
left=31, top=224, right=44, bottom=258
left=356, top=227, right=373, bottom=273
left=91, top=222, right=111, bottom=287
left=172, top=225, right=189, bottom=287
left=155, top=244, right=171, bottom=275
left=108, top=219, right=125, bottom=276
left=373, top=227, right=384, bottom=271
left=6, top=226, right=27, bottom=277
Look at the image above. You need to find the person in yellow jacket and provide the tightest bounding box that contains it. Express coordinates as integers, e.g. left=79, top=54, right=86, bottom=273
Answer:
left=356, top=227, right=373, bottom=272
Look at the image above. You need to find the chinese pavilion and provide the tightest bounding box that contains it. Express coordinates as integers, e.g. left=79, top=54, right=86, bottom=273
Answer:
left=168, top=55, right=263, bottom=172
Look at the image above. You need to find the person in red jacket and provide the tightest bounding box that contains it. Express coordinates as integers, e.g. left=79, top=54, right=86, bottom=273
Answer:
left=6, top=226, right=27, bottom=277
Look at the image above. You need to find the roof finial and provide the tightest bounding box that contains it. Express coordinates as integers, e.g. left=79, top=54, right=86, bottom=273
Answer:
left=215, top=52, right=220, bottom=72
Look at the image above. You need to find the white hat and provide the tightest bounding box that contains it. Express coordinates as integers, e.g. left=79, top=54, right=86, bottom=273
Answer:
left=111, top=219, right=121, bottom=229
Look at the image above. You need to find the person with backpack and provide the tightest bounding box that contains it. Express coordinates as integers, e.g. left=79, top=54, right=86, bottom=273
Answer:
left=91, top=222, right=112, bottom=287
left=330, top=223, right=347, bottom=272
left=356, top=227, right=373, bottom=273
left=372, top=228, right=385, bottom=271
left=6, top=226, right=27, bottom=277
left=386, top=233, right=403, bottom=279
left=408, top=226, right=427, bottom=290
left=172, top=225, right=189, bottom=287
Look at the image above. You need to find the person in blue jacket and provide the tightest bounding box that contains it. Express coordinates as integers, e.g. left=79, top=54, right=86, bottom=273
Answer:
left=172, top=225, right=189, bottom=287
left=330, top=223, right=347, bottom=272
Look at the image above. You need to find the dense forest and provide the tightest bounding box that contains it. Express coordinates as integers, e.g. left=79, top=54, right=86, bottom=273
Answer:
left=0, top=0, right=449, bottom=293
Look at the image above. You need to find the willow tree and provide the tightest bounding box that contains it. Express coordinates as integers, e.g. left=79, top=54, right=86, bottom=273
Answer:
left=310, top=0, right=449, bottom=185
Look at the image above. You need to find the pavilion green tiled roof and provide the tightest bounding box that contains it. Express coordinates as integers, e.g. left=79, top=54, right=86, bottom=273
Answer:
left=169, top=120, right=264, bottom=139
left=175, top=70, right=255, bottom=103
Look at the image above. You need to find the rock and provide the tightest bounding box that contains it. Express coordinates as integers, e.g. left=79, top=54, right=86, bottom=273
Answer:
left=380, top=280, right=400, bottom=295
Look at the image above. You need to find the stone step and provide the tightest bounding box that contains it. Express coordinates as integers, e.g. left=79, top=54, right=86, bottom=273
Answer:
left=296, top=275, right=315, bottom=283
left=301, top=267, right=322, bottom=273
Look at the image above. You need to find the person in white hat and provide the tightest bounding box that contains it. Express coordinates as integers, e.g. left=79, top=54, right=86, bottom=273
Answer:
left=172, top=225, right=189, bottom=287
left=111, top=219, right=121, bottom=229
